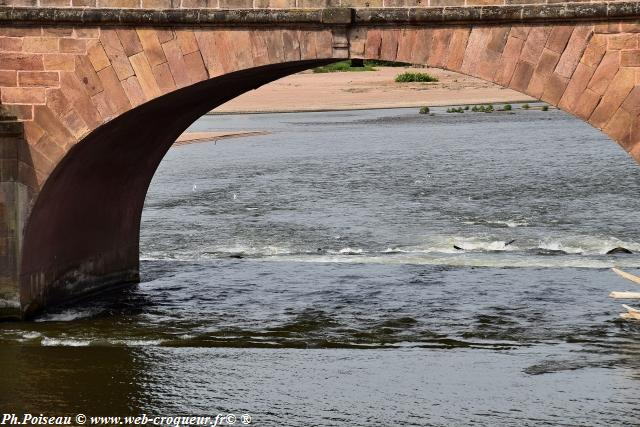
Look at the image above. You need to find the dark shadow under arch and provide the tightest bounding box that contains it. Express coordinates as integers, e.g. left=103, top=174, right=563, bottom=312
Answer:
left=20, top=59, right=335, bottom=316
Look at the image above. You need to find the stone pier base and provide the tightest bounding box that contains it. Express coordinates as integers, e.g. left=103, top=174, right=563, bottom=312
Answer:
left=0, top=119, right=29, bottom=320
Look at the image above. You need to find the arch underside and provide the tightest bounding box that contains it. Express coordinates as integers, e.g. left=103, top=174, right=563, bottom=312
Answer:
left=19, top=60, right=333, bottom=316
left=12, top=22, right=640, bottom=317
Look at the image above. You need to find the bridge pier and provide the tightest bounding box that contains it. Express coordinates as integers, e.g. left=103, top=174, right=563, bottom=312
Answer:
left=0, top=118, right=29, bottom=320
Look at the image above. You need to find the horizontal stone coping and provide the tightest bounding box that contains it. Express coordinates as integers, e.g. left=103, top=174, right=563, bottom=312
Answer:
left=0, top=2, right=638, bottom=26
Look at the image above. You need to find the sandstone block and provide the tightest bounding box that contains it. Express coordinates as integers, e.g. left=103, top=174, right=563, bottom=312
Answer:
left=60, top=38, right=87, bottom=54
left=0, top=37, right=23, bottom=53
left=23, top=38, right=59, bottom=54
left=1, top=88, right=46, bottom=104
left=100, top=30, right=135, bottom=80
left=0, top=71, right=17, bottom=87
left=137, top=29, right=167, bottom=68
left=0, top=53, right=44, bottom=71
left=621, top=50, right=640, bottom=67
left=43, top=54, right=75, bottom=72
left=18, top=71, right=60, bottom=88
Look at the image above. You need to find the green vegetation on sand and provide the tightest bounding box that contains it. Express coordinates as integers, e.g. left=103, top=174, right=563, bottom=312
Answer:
left=395, top=72, right=439, bottom=83
left=471, top=104, right=494, bottom=113
left=313, top=60, right=376, bottom=73
left=367, top=60, right=411, bottom=67
left=313, top=60, right=427, bottom=75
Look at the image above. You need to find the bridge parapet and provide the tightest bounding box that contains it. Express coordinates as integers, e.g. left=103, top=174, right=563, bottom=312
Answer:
left=0, top=3, right=638, bottom=29
left=0, top=0, right=637, bottom=10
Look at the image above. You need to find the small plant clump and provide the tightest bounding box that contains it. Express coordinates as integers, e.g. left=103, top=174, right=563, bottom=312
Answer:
left=521, top=104, right=530, bottom=109
left=471, top=104, right=494, bottom=113
left=542, top=105, right=549, bottom=111
left=464, top=105, right=470, bottom=110
left=446, top=107, right=465, bottom=113
left=502, top=104, right=512, bottom=111
left=395, top=72, right=439, bottom=83
left=419, top=106, right=430, bottom=114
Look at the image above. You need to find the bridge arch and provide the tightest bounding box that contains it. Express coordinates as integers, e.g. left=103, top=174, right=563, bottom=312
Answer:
left=1, top=18, right=637, bottom=317
left=18, top=59, right=332, bottom=315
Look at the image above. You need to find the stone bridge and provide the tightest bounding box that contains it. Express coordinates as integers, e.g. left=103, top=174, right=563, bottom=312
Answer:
left=1, top=1, right=639, bottom=319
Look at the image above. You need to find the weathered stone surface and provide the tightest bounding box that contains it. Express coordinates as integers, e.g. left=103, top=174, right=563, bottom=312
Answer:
left=0, top=53, right=43, bottom=71
left=446, top=28, right=470, bottom=70
left=520, top=26, right=551, bottom=64
left=96, top=66, right=131, bottom=115
left=87, top=43, right=111, bottom=72
left=17, top=71, right=59, bottom=87
left=120, top=75, right=146, bottom=107
left=128, top=51, right=161, bottom=98
left=23, top=37, right=58, bottom=54
left=590, top=67, right=635, bottom=127
left=527, top=48, right=560, bottom=97
left=554, top=25, right=593, bottom=78
left=494, top=33, right=523, bottom=85
left=558, top=61, right=595, bottom=111
left=59, top=38, right=86, bottom=54
left=1, top=87, right=45, bottom=104
left=540, top=72, right=568, bottom=104
left=380, top=28, right=400, bottom=62
left=0, top=37, right=24, bottom=52
left=588, top=51, right=620, bottom=94
left=100, top=30, right=135, bottom=80
left=621, top=49, right=640, bottom=66
left=0, top=71, right=17, bottom=87
left=510, top=59, right=535, bottom=92
left=43, top=54, right=75, bottom=71
left=136, top=29, right=167, bottom=68
left=545, top=25, right=573, bottom=53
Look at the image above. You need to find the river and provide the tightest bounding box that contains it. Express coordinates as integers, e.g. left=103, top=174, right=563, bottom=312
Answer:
left=2, top=106, right=640, bottom=425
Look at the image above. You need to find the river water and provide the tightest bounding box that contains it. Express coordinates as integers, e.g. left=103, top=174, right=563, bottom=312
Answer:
left=2, top=106, right=640, bottom=424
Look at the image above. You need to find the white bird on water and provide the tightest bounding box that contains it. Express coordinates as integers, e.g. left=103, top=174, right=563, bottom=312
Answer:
left=192, top=184, right=197, bottom=192
left=233, top=193, right=237, bottom=200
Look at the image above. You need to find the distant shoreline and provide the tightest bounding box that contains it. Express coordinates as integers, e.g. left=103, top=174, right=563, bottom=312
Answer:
left=181, top=99, right=541, bottom=146
left=207, top=99, right=534, bottom=116
left=212, top=66, right=536, bottom=115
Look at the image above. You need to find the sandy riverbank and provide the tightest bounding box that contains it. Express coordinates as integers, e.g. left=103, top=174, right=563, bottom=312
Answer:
left=179, top=67, right=535, bottom=145
left=213, top=66, right=535, bottom=114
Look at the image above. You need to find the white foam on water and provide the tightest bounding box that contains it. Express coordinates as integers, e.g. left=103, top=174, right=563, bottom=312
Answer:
left=22, top=332, right=41, bottom=339
left=110, top=339, right=164, bottom=347
left=329, top=247, right=365, bottom=255
left=462, top=219, right=529, bottom=228
left=141, top=245, right=293, bottom=261
left=35, top=308, right=102, bottom=322
left=41, top=337, right=90, bottom=347
left=139, top=234, right=640, bottom=269
left=203, top=244, right=293, bottom=257
left=537, top=236, right=640, bottom=255
left=395, top=235, right=520, bottom=254
left=267, top=252, right=639, bottom=269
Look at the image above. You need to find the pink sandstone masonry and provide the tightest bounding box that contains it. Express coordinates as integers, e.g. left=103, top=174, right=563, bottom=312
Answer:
left=0, top=3, right=639, bottom=318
